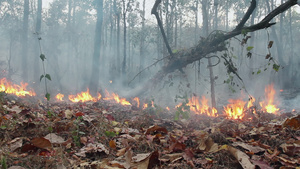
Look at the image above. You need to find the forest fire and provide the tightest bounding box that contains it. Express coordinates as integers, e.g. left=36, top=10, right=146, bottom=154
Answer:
left=143, top=101, right=155, bottom=109
left=103, top=91, right=131, bottom=106
left=133, top=97, right=140, bottom=107
left=1, top=78, right=281, bottom=119
left=187, top=96, right=218, bottom=117
left=0, top=78, right=35, bottom=97
left=259, top=84, right=279, bottom=114
left=223, top=99, right=246, bottom=119
left=55, top=93, right=64, bottom=101
left=68, top=89, right=98, bottom=102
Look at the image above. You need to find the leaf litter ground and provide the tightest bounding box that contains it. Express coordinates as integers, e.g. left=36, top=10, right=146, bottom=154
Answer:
left=0, top=94, right=299, bottom=169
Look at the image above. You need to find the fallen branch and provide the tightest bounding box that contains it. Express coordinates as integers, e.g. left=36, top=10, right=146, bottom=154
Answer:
left=134, top=0, right=299, bottom=96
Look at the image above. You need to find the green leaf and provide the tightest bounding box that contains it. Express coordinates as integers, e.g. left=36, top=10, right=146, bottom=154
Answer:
left=40, top=54, right=46, bottom=61
left=40, top=75, right=44, bottom=82
left=246, top=46, right=254, bottom=51
left=257, top=70, right=261, bottom=74
left=0, top=126, right=7, bottom=129
left=172, top=49, right=178, bottom=53
left=232, top=55, right=237, bottom=59
left=104, top=131, right=116, bottom=137
left=45, top=93, right=50, bottom=101
left=45, top=74, right=51, bottom=81
left=273, top=64, right=280, bottom=72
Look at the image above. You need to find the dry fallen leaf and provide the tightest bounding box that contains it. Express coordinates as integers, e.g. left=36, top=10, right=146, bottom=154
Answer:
left=44, top=133, right=65, bottom=144
left=131, top=151, right=159, bottom=169
left=31, top=137, right=52, bottom=149
left=145, top=125, right=168, bottom=135
left=3, top=105, right=22, bottom=114
left=109, top=140, right=117, bottom=149
left=64, top=109, right=73, bottom=119
left=232, top=142, right=265, bottom=154
left=75, top=142, right=109, bottom=157
left=227, top=146, right=255, bottom=169
left=7, top=166, right=26, bottom=169
left=283, top=114, right=300, bottom=130
left=8, top=137, right=23, bottom=152
left=116, top=147, right=127, bottom=157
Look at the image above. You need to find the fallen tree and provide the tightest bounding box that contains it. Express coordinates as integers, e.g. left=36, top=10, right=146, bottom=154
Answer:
left=133, top=0, right=299, bottom=95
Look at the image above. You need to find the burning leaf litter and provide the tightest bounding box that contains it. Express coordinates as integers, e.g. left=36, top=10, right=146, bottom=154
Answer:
left=0, top=78, right=299, bottom=168
left=0, top=78, right=281, bottom=119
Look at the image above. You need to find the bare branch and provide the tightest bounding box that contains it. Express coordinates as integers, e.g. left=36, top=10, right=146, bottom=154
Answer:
left=234, top=0, right=256, bottom=30
left=151, top=0, right=173, bottom=56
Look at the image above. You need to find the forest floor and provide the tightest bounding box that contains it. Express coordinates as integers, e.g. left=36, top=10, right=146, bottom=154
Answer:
left=0, top=93, right=299, bottom=169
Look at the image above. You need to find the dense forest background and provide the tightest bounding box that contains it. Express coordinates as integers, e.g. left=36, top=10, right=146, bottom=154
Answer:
left=0, top=0, right=300, bottom=107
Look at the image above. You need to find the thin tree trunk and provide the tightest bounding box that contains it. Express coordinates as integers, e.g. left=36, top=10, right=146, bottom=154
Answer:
left=249, top=3, right=256, bottom=77
left=89, top=0, right=103, bottom=93
left=194, top=0, right=198, bottom=44
left=225, top=0, right=229, bottom=31
left=22, top=0, right=29, bottom=82
left=174, top=0, right=178, bottom=48
left=139, top=0, right=146, bottom=82
left=122, top=1, right=127, bottom=78
left=34, top=0, right=42, bottom=84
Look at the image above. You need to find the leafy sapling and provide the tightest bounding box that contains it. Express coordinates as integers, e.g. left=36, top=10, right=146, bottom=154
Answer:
left=36, top=34, right=51, bottom=101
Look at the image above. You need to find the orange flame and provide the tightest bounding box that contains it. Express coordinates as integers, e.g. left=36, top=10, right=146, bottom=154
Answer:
left=103, top=91, right=131, bottom=106
left=143, top=103, right=148, bottom=109
left=247, top=97, right=257, bottom=114
left=247, top=97, right=255, bottom=109
left=187, top=96, right=217, bottom=117
left=55, top=93, right=64, bottom=101
left=133, top=97, right=140, bottom=107
left=0, top=78, right=35, bottom=96
left=68, top=88, right=97, bottom=102
left=259, top=84, right=279, bottom=114
left=223, top=99, right=246, bottom=119
left=143, top=101, right=155, bottom=109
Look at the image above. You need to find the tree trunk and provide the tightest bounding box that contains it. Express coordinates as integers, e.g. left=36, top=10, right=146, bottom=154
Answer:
left=249, top=2, right=256, bottom=77
left=208, top=0, right=218, bottom=109
left=139, top=0, right=146, bottom=82
left=22, top=0, right=29, bottom=82
left=194, top=0, right=198, bottom=44
left=122, top=1, right=127, bottom=79
left=89, top=0, right=103, bottom=93
left=114, top=0, right=121, bottom=77
left=34, top=0, right=42, bottom=84
left=225, top=0, right=229, bottom=31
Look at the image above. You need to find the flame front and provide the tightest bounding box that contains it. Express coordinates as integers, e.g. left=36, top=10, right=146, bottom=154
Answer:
left=259, top=84, right=279, bottom=114
left=55, top=93, right=64, bottom=101
left=223, top=99, right=246, bottom=119
left=187, top=96, right=217, bottom=117
left=0, top=78, right=35, bottom=96
left=103, top=91, right=131, bottom=106
left=68, top=88, right=97, bottom=102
